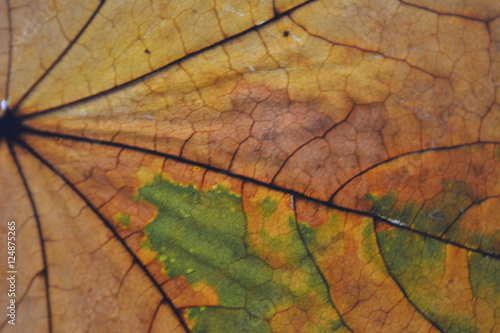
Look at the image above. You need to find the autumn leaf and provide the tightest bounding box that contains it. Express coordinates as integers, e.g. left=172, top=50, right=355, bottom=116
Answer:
left=0, top=0, right=499, bottom=332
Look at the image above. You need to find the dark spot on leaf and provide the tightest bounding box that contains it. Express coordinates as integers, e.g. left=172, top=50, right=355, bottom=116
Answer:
left=283, top=30, right=290, bottom=37
left=144, top=49, right=150, bottom=54
left=0, top=110, right=22, bottom=142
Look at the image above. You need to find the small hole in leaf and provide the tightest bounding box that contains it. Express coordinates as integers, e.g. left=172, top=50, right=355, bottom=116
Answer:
left=283, top=30, right=290, bottom=37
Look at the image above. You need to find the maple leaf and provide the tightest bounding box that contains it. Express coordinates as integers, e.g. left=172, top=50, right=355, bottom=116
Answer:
left=0, top=0, right=499, bottom=332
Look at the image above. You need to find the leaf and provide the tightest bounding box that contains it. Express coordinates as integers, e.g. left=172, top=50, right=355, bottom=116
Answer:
left=0, top=0, right=499, bottom=332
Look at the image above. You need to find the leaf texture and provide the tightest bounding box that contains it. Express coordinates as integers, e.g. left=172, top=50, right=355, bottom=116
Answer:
left=0, top=0, right=499, bottom=332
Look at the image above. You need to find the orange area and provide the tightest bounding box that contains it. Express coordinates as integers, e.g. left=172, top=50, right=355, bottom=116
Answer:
left=295, top=199, right=439, bottom=332
left=17, top=0, right=277, bottom=113
left=0, top=1, right=9, bottom=103
left=374, top=222, right=498, bottom=332
left=164, top=277, right=220, bottom=308
left=335, top=144, right=500, bottom=254
left=27, top=0, right=497, bottom=203
left=2, top=143, right=180, bottom=332
left=1, top=0, right=498, bottom=331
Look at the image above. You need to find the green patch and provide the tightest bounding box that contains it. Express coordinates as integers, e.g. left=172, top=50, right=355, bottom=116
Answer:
left=329, top=319, right=344, bottom=331
left=440, top=316, right=479, bottom=333
left=116, top=213, right=131, bottom=227
left=365, top=190, right=397, bottom=217
left=469, top=253, right=499, bottom=312
left=137, top=174, right=346, bottom=331
left=298, top=222, right=317, bottom=244
left=468, top=233, right=487, bottom=249
left=187, top=307, right=271, bottom=333
left=288, top=215, right=296, bottom=229
left=260, top=196, right=278, bottom=218
left=365, top=180, right=473, bottom=235
left=377, top=228, right=479, bottom=332
left=365, top=190, right=418, bottom=226
left=413, top=180, right=472, bottom=234
left=495, top=145, right=500, bottom=160
left=377, top=228, right=445, bottom=281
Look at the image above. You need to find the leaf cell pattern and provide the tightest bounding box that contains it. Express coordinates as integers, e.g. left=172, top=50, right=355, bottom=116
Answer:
left=0, top=0, right=499, bottom=332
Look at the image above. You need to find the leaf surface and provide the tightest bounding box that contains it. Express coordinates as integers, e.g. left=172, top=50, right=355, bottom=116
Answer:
left=0, top=0, right=499, bottom=332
